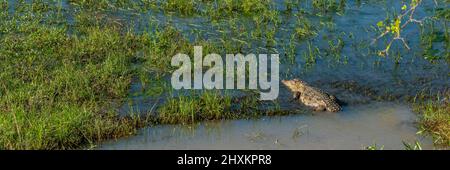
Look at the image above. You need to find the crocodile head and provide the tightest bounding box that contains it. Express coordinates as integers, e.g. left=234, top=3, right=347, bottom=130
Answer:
left=282, top=79, right=308, bottom=92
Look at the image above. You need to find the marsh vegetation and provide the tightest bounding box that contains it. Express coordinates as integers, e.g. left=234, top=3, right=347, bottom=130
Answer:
left=0, top=0, right=448, bottom=149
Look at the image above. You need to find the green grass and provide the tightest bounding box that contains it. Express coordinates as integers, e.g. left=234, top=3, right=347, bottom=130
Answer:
left=157, top=91, right=233, bottom=124
left=365, top=141, right=423, bottom=150
left=0, top=1, right=152, bottom=149
left=303, top=41, right=321, bottom=67
left=414, top=93, right=450, bottom=146
left=156, top=90, right=293, bottom=124
left=294, top=16, right=317, bottom=40
left=225, top=0, right=272, bottom=15
left=326, top=35, right=346, bottom=62
left=312, top=0, right=346, bottom=14
left=365, top=143, right=384, bottom=150
left=0, top=0, right=448, bottom=150
left=162, top=0, right=197, bottom=15
left=0, top=105, right=146, bottom=149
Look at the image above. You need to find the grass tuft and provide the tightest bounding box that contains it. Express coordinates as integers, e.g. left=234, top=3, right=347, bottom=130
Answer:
left=414, top=93, right=450, bottom=146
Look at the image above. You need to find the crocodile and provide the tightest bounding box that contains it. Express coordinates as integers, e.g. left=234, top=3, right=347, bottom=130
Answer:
left=282, top=79, right=342, bottom=112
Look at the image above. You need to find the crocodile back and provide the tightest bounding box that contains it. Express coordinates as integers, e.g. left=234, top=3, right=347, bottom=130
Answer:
left=283, top=79, right=342, bottom=112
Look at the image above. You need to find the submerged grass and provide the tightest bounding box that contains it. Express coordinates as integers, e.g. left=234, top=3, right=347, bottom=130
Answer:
left=0, top=1, right=289, bottom=148
left=157, top=90, right=292, bottom=125
left=0, top=106, right=147, bottom=149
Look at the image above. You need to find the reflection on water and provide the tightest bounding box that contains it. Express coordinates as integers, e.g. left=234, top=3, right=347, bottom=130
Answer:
left=99, top=102, right=434, bottom=150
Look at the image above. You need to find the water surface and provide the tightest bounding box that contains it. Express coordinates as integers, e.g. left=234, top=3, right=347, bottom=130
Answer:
left=100, top=102, right=434, bottom=150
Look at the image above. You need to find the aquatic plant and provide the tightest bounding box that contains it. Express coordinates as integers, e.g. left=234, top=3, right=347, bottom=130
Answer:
left=294, top=16, right=318, bottom=40
left=302, top=41, right=321, bottom=67
left=0, top=1, right=155, bottom=149
left=365, top=143, right=384, bottom=150
left=419, top=12, right=450, bottom=63
left=326, top=35, right=346, bottom=62
left=216, top=0, right=272, bottom=16
left=284, top=0, right=302, bottom=13
left=157, top=91, right=233, bottom=124
left=402, top=141, right=423, bottom=150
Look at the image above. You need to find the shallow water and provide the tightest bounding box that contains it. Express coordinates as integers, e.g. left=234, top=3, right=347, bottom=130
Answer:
left=1, top=0, right=447, bottom=150
left=95, top=0, right=449, bottom=149
left=99, top=102, right=435, bottom=150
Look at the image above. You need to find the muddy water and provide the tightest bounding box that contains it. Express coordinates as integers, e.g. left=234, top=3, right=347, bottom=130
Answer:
left=99, top=102, right=434, bottom=150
